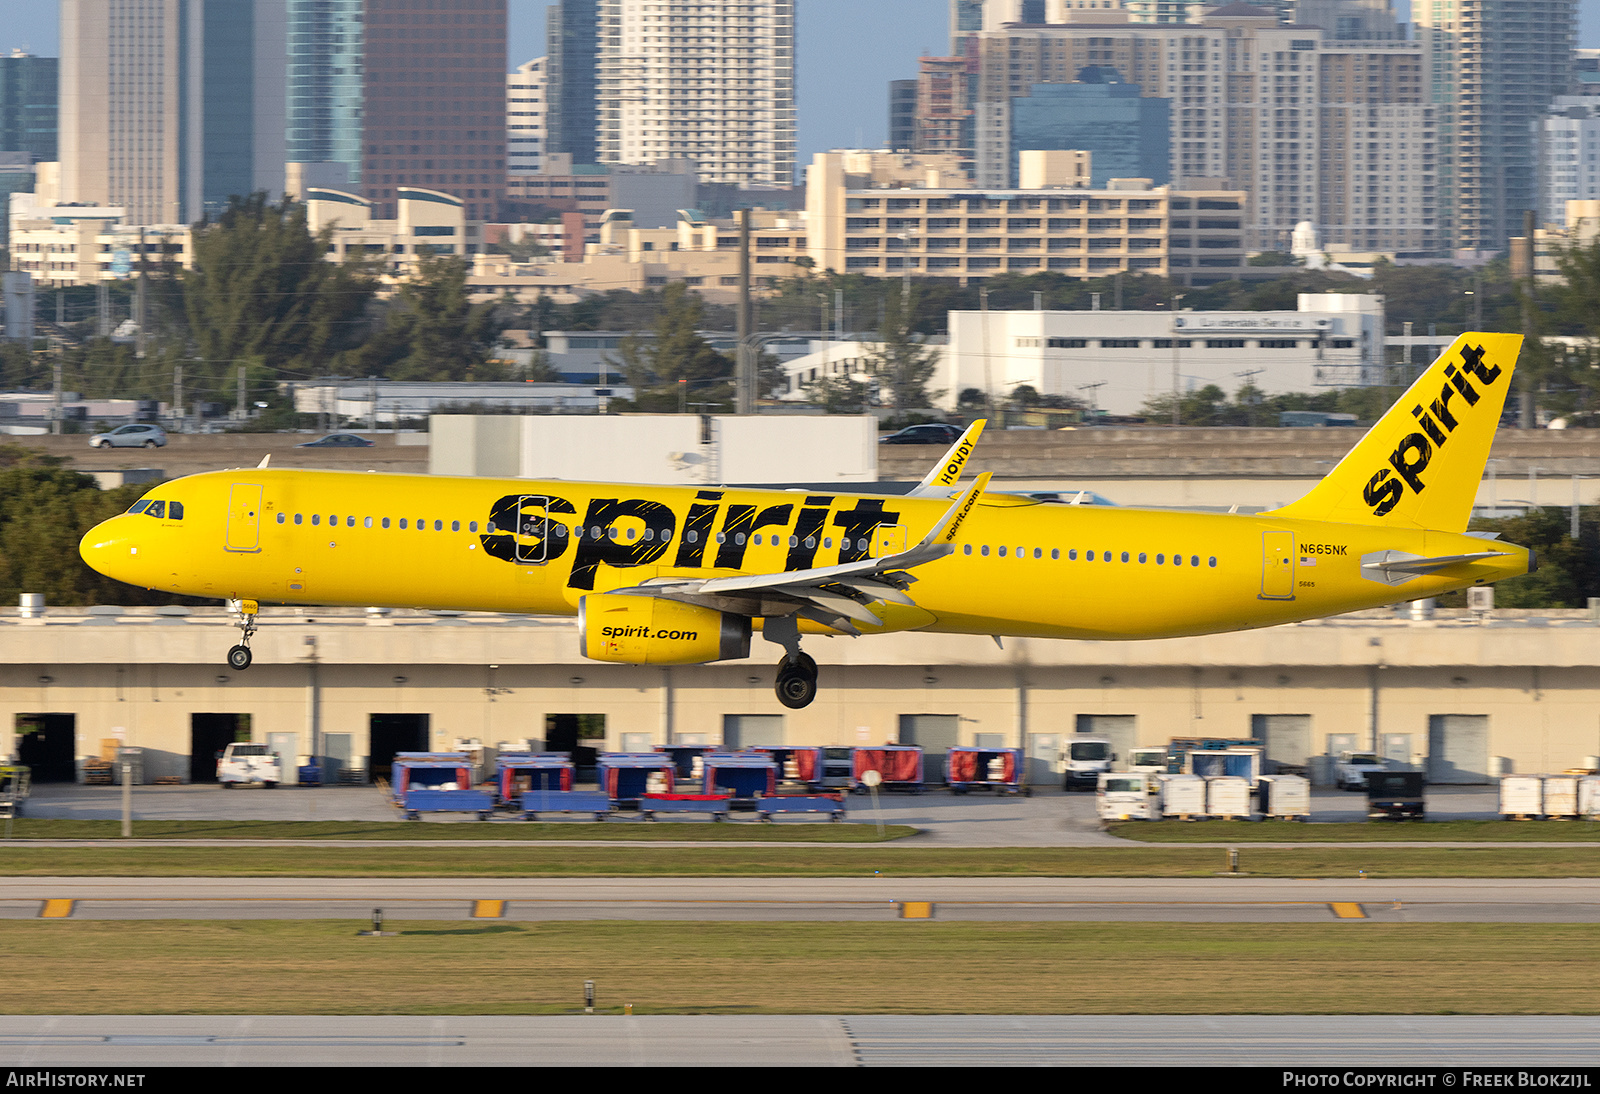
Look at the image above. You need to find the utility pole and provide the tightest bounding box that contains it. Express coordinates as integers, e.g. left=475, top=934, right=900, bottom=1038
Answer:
left=1518, top=209, right=1536, bottom=429
left=369, top=375, right=379, bottom=431
left=979, top=287, right=993, bottom=416
left=735, top=207, right=754, bottom=414
left=51, top=357, right=61, bottom=435
left=135, top=228, right=147, bottom=359
left=1170, top=292, right=1186, bottom=426
left=96, top=281, right=110, bottom=338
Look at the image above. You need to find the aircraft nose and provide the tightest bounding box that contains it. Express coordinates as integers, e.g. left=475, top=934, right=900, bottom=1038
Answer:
left=79, top=517, right=136, bottom=580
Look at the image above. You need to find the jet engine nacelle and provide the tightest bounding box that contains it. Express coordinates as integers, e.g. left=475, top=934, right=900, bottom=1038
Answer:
left=578, top=593, right=752, bottom=665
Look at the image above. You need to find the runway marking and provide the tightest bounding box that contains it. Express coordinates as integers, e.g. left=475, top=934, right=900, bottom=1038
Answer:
left=1329, top=902, right=1367, bottom=919
left=38, top=899, right=73, bottom=918
left=471, top=900, right=505, bottom=919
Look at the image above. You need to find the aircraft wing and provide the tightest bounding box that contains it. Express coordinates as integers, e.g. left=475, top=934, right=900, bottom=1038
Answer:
left=609, top=473, right=991, bottom=633
left=906, top=419, right=986, bottom=498
left=1360, top=550, right=1511, bottom=586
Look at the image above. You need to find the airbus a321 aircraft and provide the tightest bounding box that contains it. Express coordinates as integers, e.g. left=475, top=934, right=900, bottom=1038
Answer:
left=80, top=332, right=1529, bottom=709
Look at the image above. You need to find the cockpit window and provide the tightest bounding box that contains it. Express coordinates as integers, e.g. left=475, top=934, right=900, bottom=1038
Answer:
left=128, top=500, right=151, bottom=514
left=145, top=500, right=166, bottom=519
left=169, top=501, right=183, bottom=520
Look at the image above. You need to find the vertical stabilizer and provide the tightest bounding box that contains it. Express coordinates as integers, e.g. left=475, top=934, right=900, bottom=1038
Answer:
left=1268, top=333, right=1522, bottom=532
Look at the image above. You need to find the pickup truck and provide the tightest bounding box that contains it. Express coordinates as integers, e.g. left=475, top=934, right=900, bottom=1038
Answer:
left=1336, top=751, right=1387, bottom=791
left=217, top=742, right=281, bottom=788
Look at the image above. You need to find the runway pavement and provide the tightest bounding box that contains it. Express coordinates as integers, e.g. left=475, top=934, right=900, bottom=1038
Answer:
left=0, top=1014, right=1596, bottom=1066
left=5, top=876, right=1597, bottom=922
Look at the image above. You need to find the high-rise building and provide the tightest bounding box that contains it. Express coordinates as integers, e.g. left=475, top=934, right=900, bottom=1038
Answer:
left=1536, top=97, right=1600, bottom=228
left=1291, top=0, right=1400, bottom=41
left=888, top=80, right=918, bottom=152
left=508, top=58, right=548, bottom=175
left=545, top=0, right=599, bottom=166
left=360, top=0, right=506, bottom=222
left=961, top=4, right=1436, bottom=252
left=0, top=51, right=58, bottom=162
left=595, top=0, right=796, bottom=186
left=59, top=0, right=286, bottom=224
left=1415, top=0, right=1577, bottom=252
left=287, top=0, right=364, bottom=190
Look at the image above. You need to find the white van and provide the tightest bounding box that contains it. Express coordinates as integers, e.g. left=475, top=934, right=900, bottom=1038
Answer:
left=217, top=742, right=282, bottom=789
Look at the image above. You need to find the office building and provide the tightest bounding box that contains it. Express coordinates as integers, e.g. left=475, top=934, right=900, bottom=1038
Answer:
left=58, top=0, right=286, bottom=224
left=1001, top=77, right=1170, bottom=188
left=1415, top=0, right=1577, bottom=252
left=960, top=5, right=1436, bottom=252
left=889, top=80, right=918, bottom=152
left=286, top=0, right=364, bottom=190
left=508, top=58, right=548, bottom=175
left=595, top=0, right=796, bottom=186
left=805, top=150, right=1246, bottom=286
left=0, top=51, right=57, bottom=162
left=360, top=0, right=505, bottom=222
left=1537, top=98, right=1600, bottom=228
left=545, top=0, right=599, bottom=166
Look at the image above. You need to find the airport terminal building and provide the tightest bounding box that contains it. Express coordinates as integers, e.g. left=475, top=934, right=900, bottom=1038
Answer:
left=6, top=603, right=1598, bottom=788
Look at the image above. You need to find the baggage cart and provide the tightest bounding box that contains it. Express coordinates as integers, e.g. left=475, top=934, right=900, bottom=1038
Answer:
left=654, top=745, right=718, bottom=780
left=1543, top=775, right=1580, bottom=819
left=639, top=793, right=732, bottom=821
left=402, top=788, right=495, bottom=821
left=1258, top=774, right=1311, bottom=820
left=819, top=746, right=855, bottom=789
left=1204, top=775, right=1252, bottom=819
left=494, top=752, right=573, bottom=806
left=852, top=745, right=924, bottom=793
left=757, top=794, right=847, bottom=822
left=390, top=752, right=475, bottom=806
left=743, top=746, right=824, bottom=790
left=519, top=789, right=613, bottom=821
left=598, top=752, right=676, bottom=808
left=702, top=752, right=777, bottom=805
left=946, top=746, right=1029, bottom=795
left=1499, top=774, right=1544, bottom=819
left=1580, top=776, right=1600, bottom=819
left=1156, top=773, right=1205, bottom=819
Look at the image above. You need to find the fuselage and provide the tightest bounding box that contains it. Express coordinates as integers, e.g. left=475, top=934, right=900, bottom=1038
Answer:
left=78, top=467, right=1530, bottom=642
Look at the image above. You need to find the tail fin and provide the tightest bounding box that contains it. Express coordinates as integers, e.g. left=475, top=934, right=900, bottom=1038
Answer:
left=1269, top=333, right=1522, bottom=532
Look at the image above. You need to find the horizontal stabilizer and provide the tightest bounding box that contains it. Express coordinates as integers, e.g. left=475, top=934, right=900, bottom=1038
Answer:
left=1361, top=550, right=1510, bottom=586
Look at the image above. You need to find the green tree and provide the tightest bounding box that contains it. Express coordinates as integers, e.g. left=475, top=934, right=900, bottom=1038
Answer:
left=354, top=254, right=501, bottom=382
left=179, top=193, right=380, bottom=407
left=866, top=288, right=942, bottom=409
left=607, top=283, right=734, bottom=412
left=802, top=373, right=868, bottom=414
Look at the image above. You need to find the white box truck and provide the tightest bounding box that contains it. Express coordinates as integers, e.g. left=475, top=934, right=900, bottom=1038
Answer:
left=1060, top=737, right=1115, bottom=791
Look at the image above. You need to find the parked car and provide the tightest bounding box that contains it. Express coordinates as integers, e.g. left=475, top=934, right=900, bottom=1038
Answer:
left=296, top=433, right=375, bottom=448
left=89, top=424, right=167, bottom=449
left=880, top=423, right=963, bottom=445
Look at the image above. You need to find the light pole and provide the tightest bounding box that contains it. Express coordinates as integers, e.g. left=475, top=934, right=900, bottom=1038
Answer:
left=1170, top=293, right=1186, bottom=426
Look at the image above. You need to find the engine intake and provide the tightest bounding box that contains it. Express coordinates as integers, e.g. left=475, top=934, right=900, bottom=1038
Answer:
left=578, top=593, right=752, bottom=665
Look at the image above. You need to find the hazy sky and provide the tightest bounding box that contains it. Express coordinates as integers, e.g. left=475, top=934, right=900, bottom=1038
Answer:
left=6, top=0, right=1599, bottom=165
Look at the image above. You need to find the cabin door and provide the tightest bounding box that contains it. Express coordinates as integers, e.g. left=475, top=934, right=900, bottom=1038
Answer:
left=225, top=485, right=263, bottom=552
left=1260, top=530, right=1296, bottom=600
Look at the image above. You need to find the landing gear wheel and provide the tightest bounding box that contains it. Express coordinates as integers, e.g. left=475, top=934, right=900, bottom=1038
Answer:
left=774, top=653, right=818, bottom=710
left=227, top=644, right=253, bottom=670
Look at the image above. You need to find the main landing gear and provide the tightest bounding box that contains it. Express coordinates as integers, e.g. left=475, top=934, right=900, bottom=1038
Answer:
left=765, top=614, right=819, bottom=710
left=226, top=598, right=259, bottom=670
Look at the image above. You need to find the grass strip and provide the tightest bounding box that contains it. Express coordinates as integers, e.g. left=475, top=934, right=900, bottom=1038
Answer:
left=3, top=844, right=1600, bottom=876
left=1108, top=820, right=1600, bottom=842
left=4, top=921, right=1597, bottom=1015
left=0, top=819, right=915, bottom=842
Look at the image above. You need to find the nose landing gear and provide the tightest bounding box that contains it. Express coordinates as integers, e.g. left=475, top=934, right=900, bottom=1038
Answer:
left=226, top=598, right=259, bottom=670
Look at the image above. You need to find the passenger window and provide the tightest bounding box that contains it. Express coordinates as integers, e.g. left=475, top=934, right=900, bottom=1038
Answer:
left=383, top=518, right=391, bottom=529
left=1138, top=553, right=1146, bottom=564
left=716, top=533, right=725, bottom=544
left=1069, top=549, right=1078, bottom=560
left=294, top=514, right=303, bottom=525
left=1104, top=551, right=1112, bottom=562
left=554, top=525, right=567, bottom=537
left=823, top=538, right=832, bottom=549
left=452, top=521, right=460, bottom=532
left=980, top=545, right=990, bottom=557
left=469, top=522, right=478, bottom=532
left=1174, top=554, right=1183, bottom=566
left=1033, top=548, right=1042, bottom=559
left=329, top=515, right=337, bottom=526
left=1191, top=556, right=1200, bottom=567
left=399, top=519, right=407, bottom=529
left=803, top=537, right=813, bottom=549
left=169, top=502, right=183, bottom=520
left=364, top=517, right=373, bottom=529
left=1156, top=554, right=1165, bottom=564
left=1050, top=549, right=1059, bottom=560
left=625, top=527, right=635, bottom=540
left=435, top=520, right=443, bottom=531
left=486, top=522, right=496, bottom=533
left=734, top=533, right=745, bottom=545
left=998, top=546, right=1006, bottom=557
left=417, top=518, right=425, bottom=530
left=963, top=544, right=973, bottom=555
left=1209, top=557, right=1218, bottom=568
left=145, top=501, right=165, bottom=519
left=277, top=513, right=286, bottom=524
left=346, top=516, right=355, bottom=528
left=312, top=515, right=321, bottom=526
left=128, top=500, right=151, bottom=514
left=687, top=530, right=698, bottom=543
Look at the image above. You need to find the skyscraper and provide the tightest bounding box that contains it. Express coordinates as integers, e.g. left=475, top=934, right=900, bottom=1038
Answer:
left=58, top=0, right=286, bottom=224
left=1415, top=0, right=1577, bottom=252
left=595, top=0, right=796, bottom=186
left=508, top=58, right=548, bottom=175
left=287, top=0, right=364, bottom=189
left=0, top=51, right=58, bottom=162
left=360, top=0, right=506, bottom=221
left=545, top=0, right=599, bottom=166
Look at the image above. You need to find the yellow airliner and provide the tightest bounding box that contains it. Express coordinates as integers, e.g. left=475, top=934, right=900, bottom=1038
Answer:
left=80, top=333, right=1530, bottom=708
